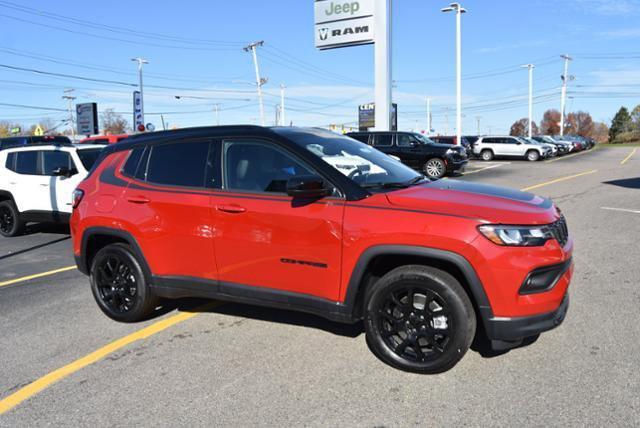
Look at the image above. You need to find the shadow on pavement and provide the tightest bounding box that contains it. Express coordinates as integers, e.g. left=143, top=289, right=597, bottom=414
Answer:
left=603, top=177, right=640, bottom=189
left=24, top=223, right=71, bottom=236
left=0, top=236, right=71, bottom=261
left=168, top=297, right=364, bottom=338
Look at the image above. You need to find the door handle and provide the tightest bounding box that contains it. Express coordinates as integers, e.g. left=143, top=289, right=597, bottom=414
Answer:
left=127, top=196, right=150, bottom=204
left=40, top=183, right=50, bottom=187
left=217, top=204, right=246, bottom=214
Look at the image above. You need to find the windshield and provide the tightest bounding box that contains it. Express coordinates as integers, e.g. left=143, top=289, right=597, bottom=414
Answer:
left=77, top=148, right=103, bottom=170
left=277, top=128, right=423, bottom=188
left=413, top=133, right=435, bottom=144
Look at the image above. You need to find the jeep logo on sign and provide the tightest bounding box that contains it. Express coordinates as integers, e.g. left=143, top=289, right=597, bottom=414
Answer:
left=318, top=27, right=329, bottom=41
left=314, top=0, right=374, bottom=50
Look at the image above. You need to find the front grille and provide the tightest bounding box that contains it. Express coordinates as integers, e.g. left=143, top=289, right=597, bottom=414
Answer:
left=548, top=216, right=569, bottom=247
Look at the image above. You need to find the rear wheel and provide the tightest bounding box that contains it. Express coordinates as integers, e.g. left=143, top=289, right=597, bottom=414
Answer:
left=424, top=158, right=446, bottom=179
left=364, top=265, right=476, bottom=374
left=0, top=200, right=25, bottom=237
left=90, top=243, right=158, bottom=322
left=526, top=150, right=540, bottom=161
left=481, top=150, right=494, bottom=161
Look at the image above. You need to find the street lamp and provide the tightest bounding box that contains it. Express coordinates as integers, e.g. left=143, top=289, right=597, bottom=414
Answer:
left=521, top=64, right=535, bottom=138
left=441, top=2, right=466, bottom=145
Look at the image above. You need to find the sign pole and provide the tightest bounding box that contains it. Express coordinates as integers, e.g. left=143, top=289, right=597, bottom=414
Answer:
left=374, top=0, right=391, bottom=131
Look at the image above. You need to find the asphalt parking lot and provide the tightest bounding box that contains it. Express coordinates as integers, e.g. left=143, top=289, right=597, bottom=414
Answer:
left=1, top=146, right=639, bottom=426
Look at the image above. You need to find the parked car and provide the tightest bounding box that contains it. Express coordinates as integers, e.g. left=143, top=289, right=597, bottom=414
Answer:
left=0, top=143, right=105, bottom=236
left=430, top=135, right=473, bottom=153
left=532, top=136, right=572, bottom=155
left=473, top=136, right=552, bottom=161
left=553, top=135, right=585, bottom=152
left=0, top=135, right=72, bottom=151
left=347, top=131, right=468, bottom=179
left=79, top=134, right=129, bottom=145
left=71, top=126, right=573, bottom=374
left=522, top=137, right=557, bottom=157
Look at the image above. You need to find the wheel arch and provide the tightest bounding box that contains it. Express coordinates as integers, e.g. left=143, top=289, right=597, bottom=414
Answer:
left=344, top=245, right=493, bottom=329
left=79, top=227, right=152, bottom=282
left=0, top=190, right=15, bottom=204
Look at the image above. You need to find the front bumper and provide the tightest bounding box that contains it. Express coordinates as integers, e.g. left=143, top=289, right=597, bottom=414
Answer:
left=485, top=294, right=569, bottom=341
left=446, top=158, right=468, bottom=173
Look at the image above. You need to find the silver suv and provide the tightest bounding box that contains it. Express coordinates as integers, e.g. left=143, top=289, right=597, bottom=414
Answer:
left=473, top=136, right=552, bottom=161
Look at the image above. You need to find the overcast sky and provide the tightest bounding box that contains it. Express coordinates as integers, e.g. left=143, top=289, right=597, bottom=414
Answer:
left=0, top=0, right=639, bottom=134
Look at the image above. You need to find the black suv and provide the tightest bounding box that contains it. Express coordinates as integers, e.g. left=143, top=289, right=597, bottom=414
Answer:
left=0, top=135, right=72, bottom=151
left=347, top=131, right=468, bottom=179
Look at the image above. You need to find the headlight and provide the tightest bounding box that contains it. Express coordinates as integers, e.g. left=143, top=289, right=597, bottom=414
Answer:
left=478, top=224, right=551, bottom=246
left=445, top=148, right=455, bottom=155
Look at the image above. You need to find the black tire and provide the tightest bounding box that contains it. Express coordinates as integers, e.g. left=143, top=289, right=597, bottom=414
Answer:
left=423, top=158, right=446, bottom=179
left=526, top=150, right=540, bottom=162
left=364, top=265, right=476, bottom=374
left=90, top=243, right=158, bottom=322
left=0, top=200, right=25, bottom=238
left=480, top=150, right=493, bottom=161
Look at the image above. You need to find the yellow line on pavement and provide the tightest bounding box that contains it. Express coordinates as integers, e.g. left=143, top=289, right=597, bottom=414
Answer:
left=0, top=266, right=76, bottom=288
left=621, top=148, right=637, bottom=165
left=545, top=150, right=587, bottom=163
left=0, top=302, right=219, bottom=415
left=520, top=169, right=598, bottom=192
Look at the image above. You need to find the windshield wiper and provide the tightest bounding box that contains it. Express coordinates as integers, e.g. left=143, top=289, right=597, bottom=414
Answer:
left=361, top=175, right=427, bottom=189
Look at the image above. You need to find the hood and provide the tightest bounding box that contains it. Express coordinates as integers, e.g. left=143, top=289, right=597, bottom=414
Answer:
left=385, top=179, right=559, bottom=225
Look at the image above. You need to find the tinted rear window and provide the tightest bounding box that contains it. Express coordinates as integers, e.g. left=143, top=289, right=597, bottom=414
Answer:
left=15, top=151, right=38, bottom=175
left=77, top=148, right=103, bottom=170
left=146, top=141, right=210, bottom=187
left=372, top=134, right=393, bottom=147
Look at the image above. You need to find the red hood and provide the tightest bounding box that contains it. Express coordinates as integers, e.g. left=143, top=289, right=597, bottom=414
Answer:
left=385, top=179, right=560, bottom=225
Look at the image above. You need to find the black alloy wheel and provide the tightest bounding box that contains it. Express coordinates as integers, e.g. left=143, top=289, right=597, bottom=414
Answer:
left=90, top=243, right=158, bottom=322
left=365, top=265, right=476, bottom=374
left=0, top=201, right=25, bottom=237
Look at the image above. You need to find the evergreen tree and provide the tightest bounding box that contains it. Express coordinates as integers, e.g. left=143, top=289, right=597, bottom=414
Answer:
left=609, top=107, right=632, bottom=141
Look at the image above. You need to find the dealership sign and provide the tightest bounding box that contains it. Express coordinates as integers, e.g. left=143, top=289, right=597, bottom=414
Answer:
left=76, top=103, right=99, bottom=135
left=133, top=91, right=143, bottom=130
left=315, top=0, right=374, bottom=50
left=358, top=102, right=397, bottom=131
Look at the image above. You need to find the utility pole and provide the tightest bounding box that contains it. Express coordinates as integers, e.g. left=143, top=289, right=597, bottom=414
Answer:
left=426, top=97, right=432, bottom=136
left=213, top=104, right=220, bottom=126
left=374, top=0, right=392, bottom=131
left=475, top=115, right=481, bottom=135
left=444, top=107, right=450, bottom=135
left=244, top=41, right=266, bottom=126
left=62, top=89, right=76, bottom=141
left=521, top=63, right=535, bottom=138
left=280, top=84, right=286, bottom=126
left=560, top=54, right=573, bottom=136
left=442, top=3, right=467, bottom=145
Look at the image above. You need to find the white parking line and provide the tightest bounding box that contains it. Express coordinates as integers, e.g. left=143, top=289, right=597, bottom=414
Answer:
left=601, top=207, right=640, bottom=214
left=463, top=163, right=508, bottom=175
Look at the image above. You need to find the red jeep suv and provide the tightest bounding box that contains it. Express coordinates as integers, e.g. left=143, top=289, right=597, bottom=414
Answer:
left=71, top=126, right=572, bottom=373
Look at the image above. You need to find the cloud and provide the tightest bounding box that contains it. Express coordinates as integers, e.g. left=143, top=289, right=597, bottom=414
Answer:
left=571, top=0, right=640, bottom=15
left=599, top=28, right=640, bottom=39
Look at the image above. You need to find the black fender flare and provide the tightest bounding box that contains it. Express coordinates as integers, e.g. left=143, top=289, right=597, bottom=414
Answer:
left=343, top=245, right=494, bottom=326
left=0, top=190, right=15, bottom=204
left=78, top=226, right=152, bottom=282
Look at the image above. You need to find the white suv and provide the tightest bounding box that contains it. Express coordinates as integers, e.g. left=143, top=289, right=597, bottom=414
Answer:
left=473, top=136, right=552, bottom=161
left=0, top=143, right=104, bottom=237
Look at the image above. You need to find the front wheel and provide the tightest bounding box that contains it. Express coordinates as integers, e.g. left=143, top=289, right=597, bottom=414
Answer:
left=90, top=243, right=158, bottom=322
left=0, top=200, right=25, bottom=237
left=481, top=150, right=494, bottom=161
left=364, top=265, right=476, bottom=374
left=526, top=150, right=540, bottom=161
left=424, top=158, right=446, bottom=179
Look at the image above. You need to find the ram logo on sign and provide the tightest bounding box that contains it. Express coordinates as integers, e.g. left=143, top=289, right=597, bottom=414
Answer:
left=314, top=0, right=375, bottom=50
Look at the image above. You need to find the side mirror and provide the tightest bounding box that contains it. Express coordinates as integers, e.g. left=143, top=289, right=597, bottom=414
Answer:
left=286, top=175, right=330, bottom=198
left=52, top=167, right=76, bottom=178
left=410, top=140, right=420, bottom=147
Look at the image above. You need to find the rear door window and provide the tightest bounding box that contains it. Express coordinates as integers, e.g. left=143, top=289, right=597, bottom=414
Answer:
left=372, top=134, right=393, bottom=147
left=349, top=134, right=370, bottom=144
left=145, top=140, right=211, bottom=188
left=15, top=151, right=38, bottom=175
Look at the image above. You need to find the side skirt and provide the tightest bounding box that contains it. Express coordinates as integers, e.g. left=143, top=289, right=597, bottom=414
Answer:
left=151, top=276, right=355, bottom=324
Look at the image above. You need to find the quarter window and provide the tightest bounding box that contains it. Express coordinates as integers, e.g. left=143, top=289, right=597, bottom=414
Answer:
left=122, top=147, right=145, bottom=178
left=224, top=141, right=314, bottom=194
left=145, top=141, right=210, bottom=187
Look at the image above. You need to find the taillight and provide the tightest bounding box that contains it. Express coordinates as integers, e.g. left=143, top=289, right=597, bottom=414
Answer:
left=72, top=189, right=84, bottom=209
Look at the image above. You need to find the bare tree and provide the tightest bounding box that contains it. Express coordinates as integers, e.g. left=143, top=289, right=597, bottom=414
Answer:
left=510, top=118, right=539, bottom=137
left=540, top=109, right=561, bottom=135
left=101, top=109, right=130, bottom=135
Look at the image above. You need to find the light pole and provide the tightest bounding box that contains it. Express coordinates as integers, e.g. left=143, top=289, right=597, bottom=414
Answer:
left=441, top=2, right=466, bottom=145
left=62, top=89, right=76, bottom=140
left=560, top=54, right=573, bottom=136
left=280, top=84, right=286, bottom=126
left=374, top=0, right=392, bottom=131
left=426, top=97, right=431, bottom=136
left=243, top=41, right=266, bottom=126
left=131, top=57, right=149, bottom=132
left=475, top=115, right=481, bottom=135
left=521, top=64, right=535, bottom=138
